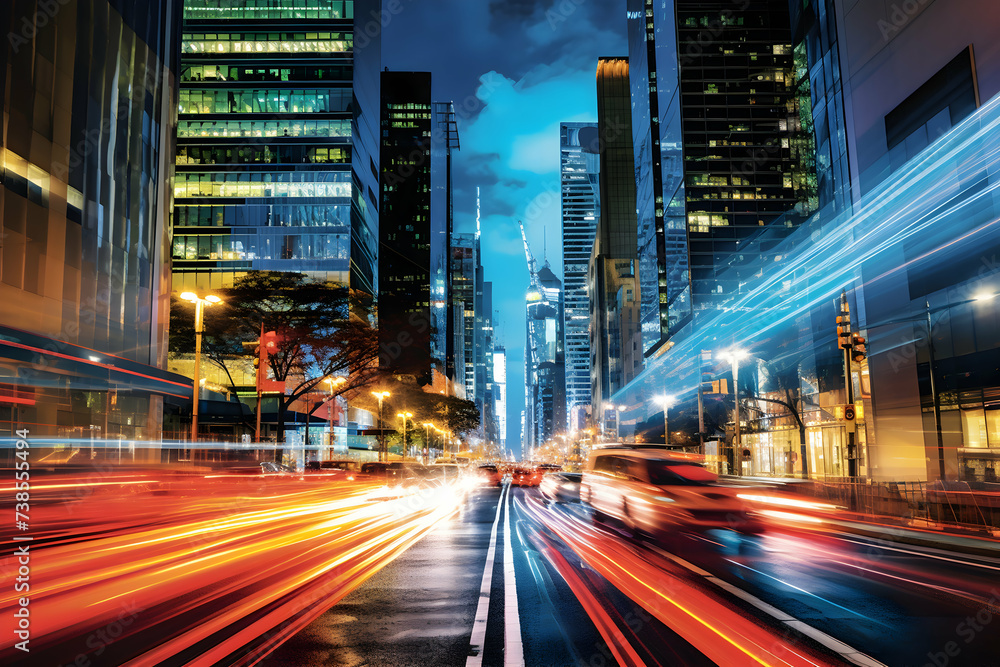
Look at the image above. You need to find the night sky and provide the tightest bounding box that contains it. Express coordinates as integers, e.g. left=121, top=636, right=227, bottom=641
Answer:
left=384, top=0, right=628, bottom=454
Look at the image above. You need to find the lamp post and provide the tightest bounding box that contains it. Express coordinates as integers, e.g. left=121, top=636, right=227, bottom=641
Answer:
left=718, top=349, right=748, bottom=476
left=422, top=422, right=435, bottom=463
left=397, top=412, right=413, bottom=460
left=371, top=391, right=390, bottom=462
left=654, top=395, right=675, bottom=447
left=322, top=376, right=346, bottom=456
left=180, top=292, right=222, bottom=445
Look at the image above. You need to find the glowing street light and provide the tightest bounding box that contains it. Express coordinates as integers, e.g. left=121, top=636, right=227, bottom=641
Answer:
left=422, top=422, right=435, bottom=463
left=371, top=391, right=390, bottom=462
left=180, top=292, right=223, bottom=444
left=718, top=348, right=748, bottom=475
left=653, top=395, right=675, bottom=447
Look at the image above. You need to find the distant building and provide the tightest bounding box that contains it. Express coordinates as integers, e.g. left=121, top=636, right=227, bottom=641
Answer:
left=525, top=262, right=565, bottom=452
left=560, top=122, right=601, bottom=433
left=0, top=0, right=185, bottom=449
left=494, top=344, right=507, bottom=450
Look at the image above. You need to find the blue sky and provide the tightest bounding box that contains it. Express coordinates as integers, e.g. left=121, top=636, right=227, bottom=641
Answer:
left=384, top=0, right=628, bottom=455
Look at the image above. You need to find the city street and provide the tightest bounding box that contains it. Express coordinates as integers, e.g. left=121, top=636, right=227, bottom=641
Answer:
left=271, top=485, right=1000, bottom=666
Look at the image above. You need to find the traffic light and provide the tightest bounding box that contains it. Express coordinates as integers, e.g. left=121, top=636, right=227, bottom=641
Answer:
left=836, top=312, right=852, bottom=349
left=851, top=333, right=867, bottom=363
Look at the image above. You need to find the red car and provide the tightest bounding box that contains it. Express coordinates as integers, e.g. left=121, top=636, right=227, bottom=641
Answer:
left=512, top=466, right=541, bottom=487
left=478, top=464, right=503, bottom=487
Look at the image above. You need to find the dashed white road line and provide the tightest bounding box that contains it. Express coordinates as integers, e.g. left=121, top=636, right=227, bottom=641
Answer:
left=647, top=544, right=888, bottom=667
left=466, top=484, right=506, bottom=666
left=503, top=484, right=525, bottom=667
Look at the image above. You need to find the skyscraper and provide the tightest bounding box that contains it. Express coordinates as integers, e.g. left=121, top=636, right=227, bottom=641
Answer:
left=0, top=0, right=184, bottom=448
left=590, top=57, right=641, bottom=428
left=173, top=0, right=378, bottom=294
left=379, top=70, right=433, bottom=383
left=524, top=262, right=565, bottom=452
left=628, top=0, right=818, bottom=349
left=493, top=344, right=507, bottom=451
left=560, top=122, right=601, bottom=433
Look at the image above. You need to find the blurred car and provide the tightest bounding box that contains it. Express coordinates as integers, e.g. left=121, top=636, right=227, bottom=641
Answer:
left=581, top=446, right=764, bottom=537
left=359, top=462, right=390, bottom=479
left=511, top=466, right=540, bottom=487
left=540, top=472, right=582, bottom=504
left=259, top=462, right=298, bottom=475
left=477, top=464, right=503, bottom=487
left=427, top=463, right=464, bottom=484
left=387, top=461, right=429, bottom=485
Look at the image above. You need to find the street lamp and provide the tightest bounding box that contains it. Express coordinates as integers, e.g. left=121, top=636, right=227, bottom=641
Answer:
left=422, top=422, right=435, bottom=463
left=180, top=292, right=222, bottom=445
left=397, top=412, right=413, bottom=459
left=718, top=348, right=748, bottom=476
left=321, top=377, right=346, bottom=454
left=371, top=391, right=390, bottom=462
left=653, top=395, right=675, bottom=447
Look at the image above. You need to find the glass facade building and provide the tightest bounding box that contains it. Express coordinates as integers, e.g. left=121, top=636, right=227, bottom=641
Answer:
left=0, top=0, right=187, bottom=449
left=172, top=0, right=379, bottom=294
left=379, top=70, right=433, bottom=383
left=524, top=264, right=565, bottom=452
left=590, top=58, right=641, bottom=425
left=560, top=122, right=600, bottom=433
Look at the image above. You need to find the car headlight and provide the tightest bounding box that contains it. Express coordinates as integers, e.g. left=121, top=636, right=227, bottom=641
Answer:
left=652, top=495, right=676, bottom=503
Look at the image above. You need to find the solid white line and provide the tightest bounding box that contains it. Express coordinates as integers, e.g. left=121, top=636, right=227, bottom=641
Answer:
left=503, top=485, right=524, bottom=667
left=466, top=485, right=506, bottom=667
left=648, top=544, right=888, bottom=667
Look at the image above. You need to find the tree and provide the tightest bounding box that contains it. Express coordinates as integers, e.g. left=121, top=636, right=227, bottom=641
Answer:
left=170, top=271, right=380, bottom=450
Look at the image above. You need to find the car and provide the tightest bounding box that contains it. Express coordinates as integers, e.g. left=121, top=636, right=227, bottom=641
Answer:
left=539, top=472, right=582, bottom=504
left=580, top=446, right=764, bottom=538
left=386, top=461, right=429, bottom=485
left=477, top=464, right=503, bottom=486
left=360, top=462, right=390, bottom=478
left=427, top=463, right=464, bottom=483
left=511, top=466, right=540, bottom=487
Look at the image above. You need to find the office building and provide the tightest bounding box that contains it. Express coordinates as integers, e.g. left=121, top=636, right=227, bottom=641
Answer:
left=379, top=70, right=433, bottom=383
left=0, top=0, right=185, bottom=449
left=560, top=122, right=601, bottom=433
left=173, top=0, right=378, bottom=293
left=525, top=261, right=565, bottom=451
left=589, top=57, right=641, bottom=429
left=494, top=344, right=507, bottom=450
left=628, top=0, right=818, bottom=351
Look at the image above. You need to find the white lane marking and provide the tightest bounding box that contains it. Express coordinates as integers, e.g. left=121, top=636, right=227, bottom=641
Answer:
left=503, top=486, right=525, bottom=667
left=648, top=544, right=888, bottom=667
left=833, top=534, right=1000, bottom=571
left=466, top=485, right=507, bottom=666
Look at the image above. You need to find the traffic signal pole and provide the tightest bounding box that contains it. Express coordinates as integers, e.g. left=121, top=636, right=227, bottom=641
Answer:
left=838, top=291, right=858, bottom=478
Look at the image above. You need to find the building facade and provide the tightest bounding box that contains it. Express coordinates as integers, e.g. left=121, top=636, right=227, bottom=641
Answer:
left=0, top=0, right=186, bottom=450
left=379, top=70, right=433, bottom=383
left=524, top=263, right=565, bottom=453
left=590, top=57, right=641, bottom=432
left=173, top=0, right=376, bottom=293
left=560, top=122, right=600, bottom=433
